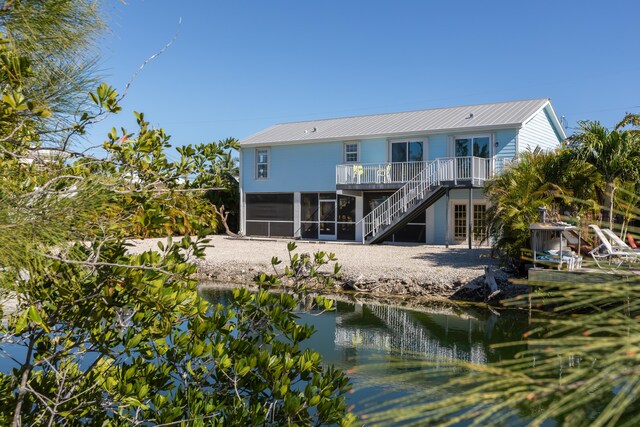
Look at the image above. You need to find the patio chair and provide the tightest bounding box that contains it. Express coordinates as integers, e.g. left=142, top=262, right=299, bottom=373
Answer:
left=352, top=164, right=363, bottom=184
left=375, top=163, right=391, bottom=183
left=588, top=225, right=640, bottom=268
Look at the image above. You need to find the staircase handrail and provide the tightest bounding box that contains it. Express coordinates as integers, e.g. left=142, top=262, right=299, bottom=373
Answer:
left=359, top=160, right=440, bottom=242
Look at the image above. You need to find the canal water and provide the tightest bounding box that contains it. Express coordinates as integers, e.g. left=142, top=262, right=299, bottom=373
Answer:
left=0, top=288, right=532, bottom=424
left=199, top=288, right=532, bottom=424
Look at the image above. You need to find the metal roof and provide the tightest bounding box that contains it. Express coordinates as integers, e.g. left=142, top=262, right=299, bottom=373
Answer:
left=240, top=98, right=554, bottom=146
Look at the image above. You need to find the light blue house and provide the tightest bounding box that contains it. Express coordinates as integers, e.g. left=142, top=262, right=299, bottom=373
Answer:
left=238, top=98, right=565, bottom=245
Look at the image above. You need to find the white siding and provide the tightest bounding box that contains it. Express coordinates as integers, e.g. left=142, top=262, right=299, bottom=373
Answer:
left=518, top=107, right=562, bottom=153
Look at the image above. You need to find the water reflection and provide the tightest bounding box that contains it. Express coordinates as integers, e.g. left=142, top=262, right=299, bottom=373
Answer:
left=336, top=303, right=493, bottom=365
left=199, top=288, right=531, bottom=365
left=295, top=298, right=530, bottom=368
left=199, top=288, right=532, bottom=420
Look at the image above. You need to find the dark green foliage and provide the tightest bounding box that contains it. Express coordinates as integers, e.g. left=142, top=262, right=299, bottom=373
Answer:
left=0, top=0, right=104, bottom=129
left=486, top=115, right=640, bottom=266
left=0, top=239, right=355, bottom=426
left=566, top=117, right=640, bottom=230
left=0, top=3, right=354, bottom=425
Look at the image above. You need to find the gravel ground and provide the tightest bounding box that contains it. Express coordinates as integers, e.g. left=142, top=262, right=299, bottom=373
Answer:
left=128, top=235, right=504, bottom=299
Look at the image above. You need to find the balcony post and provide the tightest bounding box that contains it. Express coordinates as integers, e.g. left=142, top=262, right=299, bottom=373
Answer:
left=471, top=156, right=475, bottom=183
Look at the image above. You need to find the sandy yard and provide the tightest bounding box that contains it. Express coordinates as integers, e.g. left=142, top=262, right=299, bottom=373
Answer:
left=128, top=235, right=502, bottom=298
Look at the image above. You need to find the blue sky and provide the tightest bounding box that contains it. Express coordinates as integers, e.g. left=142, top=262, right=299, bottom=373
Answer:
left=91, top=0, right=640, bottom=154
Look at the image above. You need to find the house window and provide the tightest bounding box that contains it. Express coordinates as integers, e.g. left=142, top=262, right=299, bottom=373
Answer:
left=344, top=143, right=359, bottom=162
left=255, top=148, right=269, bottom=179
left=455, top=136, right=490, bottom=158
left=300, top=193, right=355, bottom=241
left=391, top=140, right=423, bottom=163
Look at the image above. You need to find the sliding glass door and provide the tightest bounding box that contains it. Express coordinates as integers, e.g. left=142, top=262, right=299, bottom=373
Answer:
left=454, top=136, right=491, bottom=178
left=390, top=140, right=424, bottom=181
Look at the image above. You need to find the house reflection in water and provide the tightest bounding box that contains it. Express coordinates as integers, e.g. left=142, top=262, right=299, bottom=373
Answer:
left=313, top=300, right=530, bottom=367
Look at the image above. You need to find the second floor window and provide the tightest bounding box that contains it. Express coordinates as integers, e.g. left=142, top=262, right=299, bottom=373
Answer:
left=455, top=136, right=490, bottom=158
left=256, top=148, right=269, bottom=179
left=344, top=143, right=358, bottom=162
left=391, top=140, right=423, bottom=162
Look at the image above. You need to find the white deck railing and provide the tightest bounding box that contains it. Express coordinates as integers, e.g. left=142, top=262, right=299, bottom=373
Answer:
left=336, top=161, right=428, bottom=185
left=336, top=157, right=514, bottom=186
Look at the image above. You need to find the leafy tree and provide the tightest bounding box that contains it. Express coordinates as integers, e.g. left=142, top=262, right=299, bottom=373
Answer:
left=0, top=0, right=106, bottom=143
left=204, top=138, right=240, bottom=234
left=0, top=3, right=355, bottom=426
left=566, top=115, right=640, bottom=230
left=0, top=238, right=355, bottom=426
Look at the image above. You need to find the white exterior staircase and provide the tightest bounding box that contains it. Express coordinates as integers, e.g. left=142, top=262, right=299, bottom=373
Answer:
left=357, top=157, right=505, bottom=244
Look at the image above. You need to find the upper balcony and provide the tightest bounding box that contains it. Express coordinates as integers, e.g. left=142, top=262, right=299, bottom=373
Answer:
left=335, top=156, right=514, bottom=190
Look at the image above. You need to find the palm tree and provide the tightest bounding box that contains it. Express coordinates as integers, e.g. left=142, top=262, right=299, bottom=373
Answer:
left=566, top=115, right=640, bottom=230
left=484, top=148, right=599, bottom=265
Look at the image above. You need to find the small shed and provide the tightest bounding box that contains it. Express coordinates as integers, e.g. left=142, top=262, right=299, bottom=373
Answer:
left=527, top=222, right=582, bottom=270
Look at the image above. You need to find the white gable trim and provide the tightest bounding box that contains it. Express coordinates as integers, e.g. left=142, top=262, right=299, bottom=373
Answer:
left=521, top=99, right=566, bottom=141
left=545, top=102, right=567, bottom=140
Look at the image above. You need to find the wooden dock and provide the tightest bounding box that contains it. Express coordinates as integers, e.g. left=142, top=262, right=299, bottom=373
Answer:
left=526, top=267, right=640, bottom=284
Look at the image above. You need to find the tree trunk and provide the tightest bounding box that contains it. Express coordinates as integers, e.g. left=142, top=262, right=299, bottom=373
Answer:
left=213, top=204, right=237, bottom=237
left=606, top=181, right=616, bottom=231
left=13, top=332, right=36, bottom=427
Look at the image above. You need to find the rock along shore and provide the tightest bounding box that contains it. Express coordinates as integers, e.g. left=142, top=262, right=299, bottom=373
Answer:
left=127, top=235, right=525, bottom=302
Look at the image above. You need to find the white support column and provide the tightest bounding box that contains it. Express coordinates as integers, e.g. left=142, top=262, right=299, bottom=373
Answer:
left=355, top=195, right=364, bottom=242
left=468, top=188, right=473, bottom=250
left=293, top=192, right=301, bottom=238
left=238, top=149, right=244, bottom=235
left=425, top=204, right=435, bottom=244
left=240, top=191, right=246, bottom=235
left=445, top=189, right=450, bottom=248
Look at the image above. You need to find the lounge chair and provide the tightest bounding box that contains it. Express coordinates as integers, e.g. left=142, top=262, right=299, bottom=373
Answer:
left=588, top=225, right=640, bottom=268
left=562, top=229, right=592, bottom=256
left=602, top=228, right=640, bottom=253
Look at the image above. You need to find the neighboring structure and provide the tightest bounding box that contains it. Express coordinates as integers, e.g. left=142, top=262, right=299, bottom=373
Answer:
left=238, top=98, right=565, bottom=245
